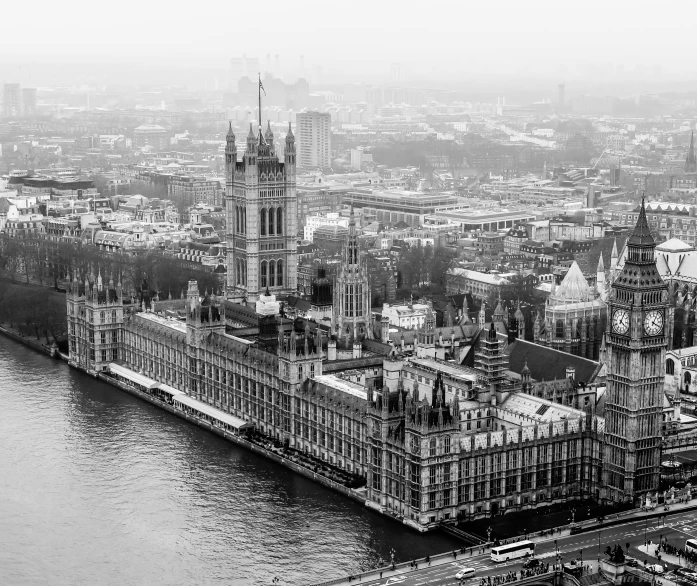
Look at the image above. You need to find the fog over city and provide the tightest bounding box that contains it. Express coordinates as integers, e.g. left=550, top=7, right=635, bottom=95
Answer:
left=1, top=0, right=696, bottom=91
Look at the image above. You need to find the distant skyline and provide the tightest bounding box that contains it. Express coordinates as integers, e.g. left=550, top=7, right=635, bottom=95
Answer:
left=1, top=0, right=696, bottom=91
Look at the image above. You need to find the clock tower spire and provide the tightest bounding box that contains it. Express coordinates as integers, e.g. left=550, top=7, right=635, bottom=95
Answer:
left=604, top=197, right=668, bottom=503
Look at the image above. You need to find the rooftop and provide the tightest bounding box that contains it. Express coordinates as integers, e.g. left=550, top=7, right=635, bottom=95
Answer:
left=312, top=374, right=368, bottom=400
left=501, top=393, right=584, bottom=423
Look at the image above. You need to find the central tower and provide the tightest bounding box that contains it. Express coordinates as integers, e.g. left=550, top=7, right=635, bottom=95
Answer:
left=225, top=120, right=297, bottom=303
left=604, top=199, right=668, bottom=503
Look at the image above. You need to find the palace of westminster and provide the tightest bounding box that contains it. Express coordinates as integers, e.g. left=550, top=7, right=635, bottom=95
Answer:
left=66, top=121, right=676, bottom=531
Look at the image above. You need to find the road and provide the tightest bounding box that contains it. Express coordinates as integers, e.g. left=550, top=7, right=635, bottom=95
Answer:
left=359, top=510, right=697, bottom=586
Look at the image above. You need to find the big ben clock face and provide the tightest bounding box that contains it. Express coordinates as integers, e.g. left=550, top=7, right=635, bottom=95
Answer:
left=612, top=309, right=630, bottom=334
left=644, top=311, right=664, bottom=336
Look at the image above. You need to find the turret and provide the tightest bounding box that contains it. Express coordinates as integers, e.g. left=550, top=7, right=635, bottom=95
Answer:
left=380, top=315, right=390, bottom=344
left=264, top=120, right=274, bottom=153
left=245, top=123, right=258, bottom=166
left=284, top=122, right=296, bottom=169
left=521, top=360, right=531, bottom=393
left=610, top=237, right=618, bottom=271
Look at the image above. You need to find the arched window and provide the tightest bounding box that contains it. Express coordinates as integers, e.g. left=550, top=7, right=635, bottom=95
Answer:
left=268, top=208, right=275, bottom=235
left=260, top=261, right=267, bottom=289
left=235, top=206, right=240, bottom=233
left=269, top=260, right=276, bottom=287
left=666, top=358, right=674, bottom=376
left=236, top=259, right=241, bottom=285
left=277, top=259, right=283, bottom=286
left=444, top=436, right=451, bottom=454
left=276, top=207, right=283, bottom=235
left=260, top=208, right=266, bottom=236
left=429, top=438, right=437, bottom=456
left=685, top=371, right=692, bottom=392
left=556, top=319, right=565, bottom=339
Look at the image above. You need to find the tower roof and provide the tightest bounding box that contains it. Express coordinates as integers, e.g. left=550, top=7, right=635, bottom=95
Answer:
left=556, top=261, right=592, bottom=301
left=597, top=253, right=605, bottom=273
left=226, top=121, right=235, bottom=140
left=627, top=198, right=655, bottom=247
left=265, top=120, right=273, bottom=139
left=286, top=122, right=294, bottom=140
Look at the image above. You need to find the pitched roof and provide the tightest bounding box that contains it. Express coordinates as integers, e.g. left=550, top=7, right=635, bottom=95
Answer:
left=656, top=238, right=694, bottom=253
left=505, top=338, right=601, bottom=384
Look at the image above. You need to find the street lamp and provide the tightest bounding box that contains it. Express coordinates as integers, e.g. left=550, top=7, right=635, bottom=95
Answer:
left=580, top=549, right=583, bottom=574
left=598, top=530, right=601, bottom=567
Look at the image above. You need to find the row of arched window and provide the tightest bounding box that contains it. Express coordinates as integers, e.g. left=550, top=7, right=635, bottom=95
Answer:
left=260, top=207, right=283, bottom=236
left=260, top=260, right=284, bottom=288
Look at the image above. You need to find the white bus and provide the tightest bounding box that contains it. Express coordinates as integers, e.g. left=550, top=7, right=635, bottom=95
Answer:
left=686, top=539, right=697, bottom=555
left=491, top=540, right=535, bottom=563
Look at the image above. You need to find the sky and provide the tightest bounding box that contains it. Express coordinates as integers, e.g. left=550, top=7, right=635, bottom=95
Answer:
left=0, top=0, right=695, bottom=88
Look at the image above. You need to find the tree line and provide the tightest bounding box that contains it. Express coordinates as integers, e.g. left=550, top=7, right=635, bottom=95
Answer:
left=0, top=235, right=222, bottom=300
left=0, top=280, right=68, bottom=348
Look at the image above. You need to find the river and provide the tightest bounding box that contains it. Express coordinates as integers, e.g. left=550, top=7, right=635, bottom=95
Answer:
left=0, top=338, right=460, bottom=586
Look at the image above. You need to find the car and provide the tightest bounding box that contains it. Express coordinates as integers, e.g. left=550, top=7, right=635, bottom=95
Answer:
left=674, top=568, right=697, bottom=579
left=683, top=396, right=697, bottom=403
left=626, top=558, right=638, bottom=567
left=456, top=568, right=476, bottom=580
left=647, top=564, right=665, bottom=575
left=523, top=558, right=540, bottom=569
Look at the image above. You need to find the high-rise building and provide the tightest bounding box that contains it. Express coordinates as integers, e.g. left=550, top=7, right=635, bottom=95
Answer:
left=685, top=131, right=696, bottom=173
left=557, top=84, right=565, bottom=115
left=21, top=88, right=37, bottom=116
left=604, top=199, right=668, bottom=503
left=229, top=56, right=247, bottom=91
left=225, top=121, right=298, bottom=303
left=2, top=83, right=21, bottom=117
left=296, top=111, right=331, bottom=170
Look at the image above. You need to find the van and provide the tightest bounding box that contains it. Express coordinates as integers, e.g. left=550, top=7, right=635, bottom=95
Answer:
left=456, top=568, right=476, bottom=580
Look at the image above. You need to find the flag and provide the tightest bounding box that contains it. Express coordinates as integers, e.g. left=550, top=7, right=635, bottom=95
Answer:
left=259, top=78, right=266, bottom=96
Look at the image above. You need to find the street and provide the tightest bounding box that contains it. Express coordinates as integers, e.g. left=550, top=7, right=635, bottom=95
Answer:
left=357, top=510, right=697, bottom=586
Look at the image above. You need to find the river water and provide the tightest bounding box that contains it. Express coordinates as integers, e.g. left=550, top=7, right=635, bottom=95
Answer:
left=0, top=339, right=459, bottom=586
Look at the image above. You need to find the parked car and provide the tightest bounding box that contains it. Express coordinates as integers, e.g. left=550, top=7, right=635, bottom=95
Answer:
left=523, top=558, right=540, bottom=569
left=647, top=564, right=664, bottom=575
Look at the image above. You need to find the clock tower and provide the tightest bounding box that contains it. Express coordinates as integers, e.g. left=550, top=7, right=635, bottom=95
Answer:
left=604, top=198, right=668, bottom=503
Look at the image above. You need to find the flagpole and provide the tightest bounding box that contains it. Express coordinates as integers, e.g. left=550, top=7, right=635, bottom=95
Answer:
left=258, top=72, right=262, bottom=134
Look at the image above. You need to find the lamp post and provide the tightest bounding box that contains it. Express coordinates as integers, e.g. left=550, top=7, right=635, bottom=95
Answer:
left=580, top=549, right=583, bottom=574
left=598, top=531, right=601, bottom=568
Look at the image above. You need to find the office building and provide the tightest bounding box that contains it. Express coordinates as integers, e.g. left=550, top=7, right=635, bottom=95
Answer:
left=297, top=111, right=331, bottom=170
left=2, top=83, right=21, bottom=117
left=22, top=88, right=37, bottom=116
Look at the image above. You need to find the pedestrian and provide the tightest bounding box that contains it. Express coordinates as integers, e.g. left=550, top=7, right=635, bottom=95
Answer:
left=380, top=572, right=383, bottom=578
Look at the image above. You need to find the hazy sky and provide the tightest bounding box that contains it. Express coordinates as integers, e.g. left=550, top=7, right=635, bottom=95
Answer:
left=1, top=0, right=695, bottom=86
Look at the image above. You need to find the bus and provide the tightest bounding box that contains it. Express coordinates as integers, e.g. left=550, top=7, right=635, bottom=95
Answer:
left=686, top=539, right=697, bottom=555
left=491, top=541, right=535, bottom=563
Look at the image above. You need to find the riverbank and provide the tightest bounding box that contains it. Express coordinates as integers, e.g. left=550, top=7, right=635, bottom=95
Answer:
left=0, top=323, right=58, bottom=358
left=84, top=366, right=370, bottom=507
